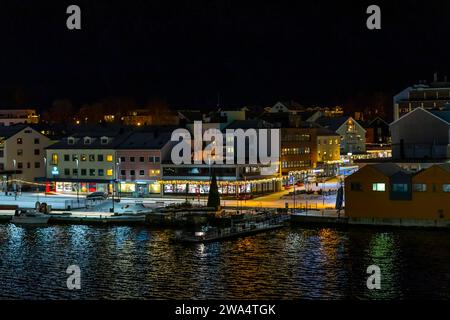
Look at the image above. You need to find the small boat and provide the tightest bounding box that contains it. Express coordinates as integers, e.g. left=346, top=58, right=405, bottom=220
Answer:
left=11, top=209, right=50, bottom=226
left=113, top=203, right=153, bottom=216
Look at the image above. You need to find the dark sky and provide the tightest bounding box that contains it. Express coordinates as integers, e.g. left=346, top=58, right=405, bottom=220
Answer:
left=1, top=0, right=450, bottom=110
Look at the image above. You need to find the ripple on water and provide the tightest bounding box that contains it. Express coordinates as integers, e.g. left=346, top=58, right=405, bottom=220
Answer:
left=1, top=224, right=450, bottom=299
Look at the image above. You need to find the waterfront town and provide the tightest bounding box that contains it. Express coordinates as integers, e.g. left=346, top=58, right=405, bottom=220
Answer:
left=3, top=2, right=450, bottom=305
left=0, top=75, right=449, bottom=228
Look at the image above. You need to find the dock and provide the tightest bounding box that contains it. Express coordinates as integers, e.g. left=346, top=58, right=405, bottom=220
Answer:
left=0, top=210, right=145, bottom=225
left=290, top=209, right=348, bottom=226
left=175, top=215, right=290, bottom=243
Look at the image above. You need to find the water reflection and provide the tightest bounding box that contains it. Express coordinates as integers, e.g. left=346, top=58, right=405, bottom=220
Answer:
left=1, top=224, right=450, bottom=299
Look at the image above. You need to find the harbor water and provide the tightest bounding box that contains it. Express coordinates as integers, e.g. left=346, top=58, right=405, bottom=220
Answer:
left=1, top=223, right=450, bottom=299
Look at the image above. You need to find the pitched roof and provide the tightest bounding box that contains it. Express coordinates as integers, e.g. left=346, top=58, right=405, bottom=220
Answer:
left=0, top=124, right=28, bottom=139
left=370, top=163, right=405, bottom=177
left=116, top=131, right=172, bottom=149
left=431, top=111, right=450, bottom=124
left=225, top=119, right=273, bottom=129
left=316, top=127, right=340, bottom=136
left=48, top=133, right=131, bottom=149
left=315, top=116, right=350, bottom=131
left=437, top=163, right=450, bottom=173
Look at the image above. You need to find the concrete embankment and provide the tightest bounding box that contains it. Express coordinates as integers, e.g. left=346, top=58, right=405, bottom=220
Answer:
left=348, top=217, right=450, bottom=228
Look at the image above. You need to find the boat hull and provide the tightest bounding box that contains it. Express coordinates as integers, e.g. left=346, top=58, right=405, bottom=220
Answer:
left=11, top=216, right=50, bottom=226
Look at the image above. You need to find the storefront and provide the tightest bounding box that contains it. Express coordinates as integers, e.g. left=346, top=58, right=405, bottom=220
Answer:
left=39, top=178, right=114, bottom=195
left=161, top=178, right=281, bottom=197
left=118, top=180, right=161, bottom=196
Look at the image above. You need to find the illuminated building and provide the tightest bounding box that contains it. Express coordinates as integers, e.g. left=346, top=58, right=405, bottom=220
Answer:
left=0, top=108, right=40, bottom=126
left=0, top=125, right=52, bottom=191
left=393, top=74, right=450, bottom=120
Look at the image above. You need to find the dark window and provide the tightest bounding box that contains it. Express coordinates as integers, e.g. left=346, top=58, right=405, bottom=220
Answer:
left=154, top=157, right=160, bottom=163
left=34, top=138, right=40, bottom=144
left=64, top=168, right=70, bottom=175
left=34, top=162, right=40, bottom=168
left=98, top=155, right=104, bottom=161
left=81, top=169, right=87, bottom=176
left=120, top=157, right=126, bottom=162
left=149, top=157, right=154, bottom=163
left=27, top=162, right=31, bottom=169
left=139, top=170, right=145, bottom=176
left=130, top=170, right=135, bottom=176
left=72, top=154, right=78, bottom=161
left=392, top=184, right=408, bottom=192
left=413, top=184, right=427, bottom=192
left=34, top=149, right=40, bottom=155
left=17, top=162, right=23, bottom=169
left=121, top=170, right=126, bottom=175
left=89, top=169, right=96, bottom=176
left=72, top=169, right=78, bottom=175
left=64, top=154, right=70, bottom=161
left=0, top=150, right=3, bottom=158
left=139, top=157, right=144, bottom=162
left=98, top=169, right=104, bottom=176
left=89, top=155, right=95, bottom=161
left=17, top=149, right=23, bottom=156
left=350, top=182, right=362, bottom=191
left=130, top=157, right=135, bottom=162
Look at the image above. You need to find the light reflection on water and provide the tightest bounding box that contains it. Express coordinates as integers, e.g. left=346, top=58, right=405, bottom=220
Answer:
left=1, top=224, right=450, bottom=299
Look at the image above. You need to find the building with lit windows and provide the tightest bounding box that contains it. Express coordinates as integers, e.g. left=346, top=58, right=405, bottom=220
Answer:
left=0, top=125, right=52, bottom=192
left=316, top=127, right=341, bottom=176
left=115, top=130, right=173, bottom=197
left=393, top=75, right=450, bottom=121
left=43, top=132, right=129, bottom=194
left=315, top=116, right=366, bottom=155
left=160, top=120, right=282, bottom=198
left=0, top=108, right=39, bottom=126
left=345, top=163, right=450, bottom=227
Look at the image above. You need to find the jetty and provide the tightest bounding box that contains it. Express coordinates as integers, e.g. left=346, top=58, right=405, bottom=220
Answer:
left=290, top=209, right=348, bottom=226
left=174, top=214, right=290, bottom=243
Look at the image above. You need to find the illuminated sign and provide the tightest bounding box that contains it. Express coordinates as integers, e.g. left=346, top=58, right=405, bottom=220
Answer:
left=51, top=167, right=59, bottom=175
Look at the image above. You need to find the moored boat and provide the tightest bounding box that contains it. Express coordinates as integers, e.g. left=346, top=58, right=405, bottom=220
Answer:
left=11, top=209, right=50, bottom=226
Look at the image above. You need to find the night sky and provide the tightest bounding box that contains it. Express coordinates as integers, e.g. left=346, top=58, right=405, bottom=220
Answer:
left=1, top=0, right=450, bottom=111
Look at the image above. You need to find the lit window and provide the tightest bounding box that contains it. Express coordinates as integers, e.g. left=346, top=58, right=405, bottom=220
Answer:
left=106, top=155, right=113, bottom=162
left=443, top=184, right=450, bottom=192
left=17, top=138, right=23, bottom=144
left=107, top=169, right=113, bottom=176
left=51, top=153, right=58, bottom=165
left=372, top=183, right=385, bottom=192
left=81, top=154, right=87, bottom=161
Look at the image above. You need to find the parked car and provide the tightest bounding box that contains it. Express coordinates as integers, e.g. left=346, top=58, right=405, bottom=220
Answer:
left=86, top=191, right=108, bottom=201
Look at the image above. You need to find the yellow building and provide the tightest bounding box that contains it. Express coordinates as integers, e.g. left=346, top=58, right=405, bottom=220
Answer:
left=345, top=163, right=450, bottom=227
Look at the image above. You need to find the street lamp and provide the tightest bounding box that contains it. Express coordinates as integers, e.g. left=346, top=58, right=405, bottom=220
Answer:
left=44, top=157, right=47, bottom=197
left=75, top=158, right=79, bottom=206
left=12, top=159, right=16, bottom=200
left=116, top=158, right=121, bottom=201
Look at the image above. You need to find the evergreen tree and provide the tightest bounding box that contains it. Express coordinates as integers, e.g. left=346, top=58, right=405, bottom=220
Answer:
left=207, top=169, right=221, bottom=209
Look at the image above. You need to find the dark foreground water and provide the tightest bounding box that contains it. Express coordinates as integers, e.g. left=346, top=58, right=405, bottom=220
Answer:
left=1, top=223, right=450, bottom=299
